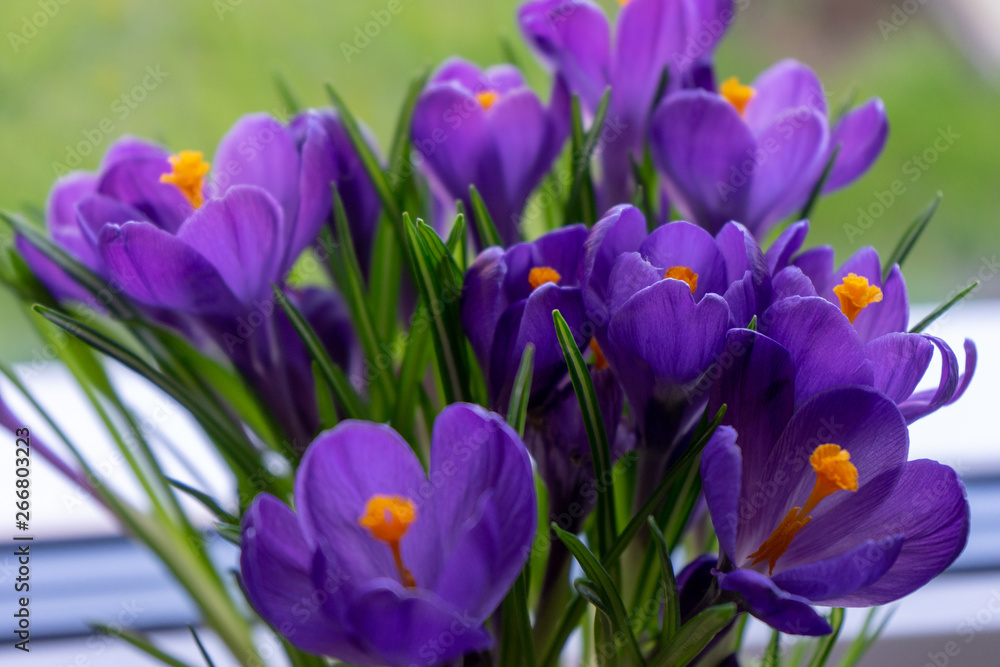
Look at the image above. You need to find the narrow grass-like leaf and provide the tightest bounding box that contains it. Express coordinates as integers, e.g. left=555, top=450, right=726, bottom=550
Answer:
left=469, top=184, right=503, bottom=248
left=167, top=478, right=238, bottom=525
left=369, top=217, right=404, bottom=342
left=312, top=362, right=339, bottom=430
left=649, top=603, right=737, bottom=667
left=506, top=344, right=535, bottom=437
left=324, top=84, right=401, bottom=224
left=499, top=570, right=536, bottom=667
left=328, top=191, right=396, bottom=411
left=807, top=608, right=845, bottom=667
left=648, top=518, right=680, bottom=644
left=836, top=607, right=895, bottom=667
left=401, top=213, right=470, bottom=403
left=565, top=88, right=611, bottom=224
left=188, top=625, right=217, bottom=667
left=386, top=69, right=430, bottom=193
left=762, top=627, right=780, bottom=667
left=797, top=145, right=841, bottom=222
left=272, top=284, right=367, bottom=420
left=389, top=302, right=432, bottom=449
left=553, top=310, right=616, bottom=557
left=883, top=193, right=942, bottom=281
left=90, top=625, right=191, bottom=667
left=553, top=524, right=646, bottom=666
left=909, top=281, right=977, bottom=333
left=272, top=72, right=302, bottom=115
left=573, top=578, right=610, bottom=616
left=538, top=405, right=727, bottom=667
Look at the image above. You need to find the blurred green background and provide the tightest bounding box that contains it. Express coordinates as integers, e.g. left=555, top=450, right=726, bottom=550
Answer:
left=2, top=0, right=998, bottom=362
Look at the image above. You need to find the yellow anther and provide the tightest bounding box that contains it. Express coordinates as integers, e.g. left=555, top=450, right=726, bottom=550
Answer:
left=359, top=495, right=417, bottom=587
left=528, top=266, right=562, bottom=290
left=664, top=266, right=698, bottom=294
left=833, top=273, right=883, bottom=324
left=720, top=77, right=756, bottom=116
left=590, top=339, right=608, bottom=371
left=476, top=90, right=500, bottom=110
left=159, top=150, right=210, bottom=209
left=747, top=444, right=858, bottom=574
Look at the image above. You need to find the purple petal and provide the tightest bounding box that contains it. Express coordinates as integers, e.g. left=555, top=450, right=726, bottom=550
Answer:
left=210, top=113, right=300, bottom=231
left=518, top=0, right=611, bottom=112
left=578, top=205, right=648, bottom=327
left=760, top=297, right=873, bottom=405
left=461, top=247, right=508, bottom=371
left=100, top=136, right=169, bottom=169
left=347, top=585, right=493, bottom=667
left=639, top=221, right=728, bottom=298
left=650, top=91, right=755, bottom=234
left=772, top=266, right=818, bottom=301
left=97, top=156, right=191, bottom=233
left=427, top=404, right=536, bottom=619
left=792, top=246, right=834, bottom=295
left=899, top=337, right=976, bottom=423
left=864, top=333, right=934, bottom=404
left=74, top=193, right=147, bottom=249
left=15, top=236, right=93, bottom=302
left=822, top=460, right=969, bottom=607
left=853, top=264, right=909, bottom=343
left=98, top=221, right=241, bottom=314
left=744, top=60, right=827, bottom=135
left=293, top=422, right=432, bottom=587
left=772, top=536, right=903, bottom=602
left=240, top=494, right=366, bottom=660
left=716, top=568, right=831, bottom=635
left=46, top=172, right=98, bottom=241
left=746, top=108, right=829, bottom=237
left=765, top=219, right=809, bottom=274
left=824, top=98, right=889, bottom=192
left=701, top=426, right=741, bottom=560
left=175, top=185, right=286, bottom=304
left=715, top=222, right=771, bottom=323
left=604, top=252, right=664, bottom=318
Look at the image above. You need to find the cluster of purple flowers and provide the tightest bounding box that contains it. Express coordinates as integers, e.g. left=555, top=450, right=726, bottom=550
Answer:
left=11, top=0, right=977, bottom=665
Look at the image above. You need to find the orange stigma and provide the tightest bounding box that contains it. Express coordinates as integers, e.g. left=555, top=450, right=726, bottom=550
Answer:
left=160, top=150, right=210, bottom=209
left=747, top=444, right=858, bottom=574
left=664, top=266, right=698, bottom=294
left=528, top=266, right=562, bottom=290
left=359, top=495, right=417, bottom=588
left=720, top=77, right=755, bottom=116
left=590, top=339, right=608, bottom=371
left=476, top=90, right=500, bottom=110
left=833, top=273, right=883, bottom=324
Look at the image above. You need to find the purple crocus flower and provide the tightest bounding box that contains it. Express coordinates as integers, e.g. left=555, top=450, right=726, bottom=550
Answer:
left=411, top=58, right=569, bottom=246
left=462, top=224, right=590, bottom=411
left=579, top=204, right=770, bottom=451
left=764, top=221, right=976, bottom=423
left=701, top=379, right=969, bottom=635
left=650, top=60, right=888, bottom=237
left=240, top=403, right=536, bottom=666
left=519, top=0, right=735, bottom=204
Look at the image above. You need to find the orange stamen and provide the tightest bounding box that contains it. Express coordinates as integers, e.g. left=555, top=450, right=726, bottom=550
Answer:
left=359, top=495, right=418, bottom=588
left=590, top=339, right=608, bottom=371
left=476, top=90, right=500, bottom=110
left=664, top=266, right=698, bottom=294
left=159, top=150, right=210, bottom=209
left=720, top=77, right=756, bottom=116
left=528, top=266, right=562, bottom=290
left=833, top=273, right=883, bottom=324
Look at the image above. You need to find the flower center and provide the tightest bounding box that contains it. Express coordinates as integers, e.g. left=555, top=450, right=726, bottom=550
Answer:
left=746, top=444, right=858, bottom=574
left=476, top=90, right=500, bottom=110
left=528, top=266, right=562, bottom=290
left=832, top=273, right=883, bottom=324
left=590, top=339, right=608, bottom=371
left=359, top=494, right=417, bottom=588
left=720, top=77, right=755, bottom=116
left=664, top=266, right=698, bottom=294
left=159, top=150, right=210, bottom=209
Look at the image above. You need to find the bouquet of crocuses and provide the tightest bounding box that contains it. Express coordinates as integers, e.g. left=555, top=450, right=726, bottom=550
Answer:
left=0, top=0, right=979, bottom=665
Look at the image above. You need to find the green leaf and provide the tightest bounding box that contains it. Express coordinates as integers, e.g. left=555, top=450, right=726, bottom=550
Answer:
left=328, top=189, right=396, bottom=413
left=747, top=315, right=758, bottom=332
left=883, top=192, right=942, bottom=281
left=166, top=478, right=238, bottom=525
left=647, top=518, right=680, bottom=644
left=506, top=344, right=535, bottom=438
left=386, top=69, right=430, bottom=195
left=369, top=217, right=403, bottom=344
left=272, top=72, right=302, bottom=115
left=762, top=627, right=780, bottom=667
left=188, top=625, right=217, bottom=667
left=401, top=213, right=471, bottom=403
left=323, top=84, right=401, bottom=224
left=553, top=524, right=646, bottom=666
left=797, top=145, right=841, bottom=222
left=649, top=603, right=737, bottom=667
left=553, top=309, right=616, bottom=558
left=90, top=625, right=192, bottom=667
left=389, top=301, right=433, bottom=451
left=909, top=281, right=977, bottom=333
left=573, top=578, right=610, bottom=616
left=836, top=607, right=895, bottom=667
left=807, top=608, right=845, bottom=667
left=271, top=284, right=367, bottom=420
left=565, top=90, right=610, bottom=225
left=500, top=570, right=536, bottom=667
left=311, top=362, right=339, bottom=430
left=469, top=184, right=504, bottom=248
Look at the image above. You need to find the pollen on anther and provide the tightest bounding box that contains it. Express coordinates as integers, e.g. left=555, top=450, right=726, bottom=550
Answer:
left=664, top=266, right=698, bottom=294
left=529, top=266, right=562, bottom=290
left=476, top=90, right=500, bottom=110
left=160, top=150, right=210, bottom=209
left=833, top=273, right=883, bottom=324
left=720, top=77, right=755, bottom=116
